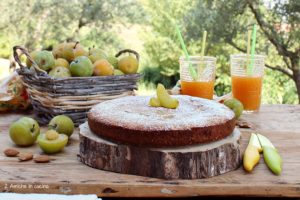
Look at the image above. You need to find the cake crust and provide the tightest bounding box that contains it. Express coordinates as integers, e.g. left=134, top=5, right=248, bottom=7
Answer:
left=88, top=95, right=236, bottom=147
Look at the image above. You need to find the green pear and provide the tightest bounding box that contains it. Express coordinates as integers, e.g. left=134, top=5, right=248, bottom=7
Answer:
left=107, top=56, right=118, bottom=69
left=88, top=48, right=107, bottom=63
left=113, top=69, right=124, bottom=76
left=263, top=146, right=282, bottom=175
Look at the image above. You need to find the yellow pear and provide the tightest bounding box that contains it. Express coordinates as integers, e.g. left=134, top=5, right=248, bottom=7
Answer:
left=54, top=58, right=69, bottom=69
left=53, top=42, right=87, bottom=62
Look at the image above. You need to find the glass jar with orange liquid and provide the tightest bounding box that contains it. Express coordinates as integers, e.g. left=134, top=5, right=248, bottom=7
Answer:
left=179, top=56, right=216, bottom=99
left=230, top=54, right=265, bottom=112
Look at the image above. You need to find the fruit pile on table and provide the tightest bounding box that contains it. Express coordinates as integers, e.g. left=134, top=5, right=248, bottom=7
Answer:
left=6, top=115, right=74, bottom=162
left=26, top=42, right=139, bottom=78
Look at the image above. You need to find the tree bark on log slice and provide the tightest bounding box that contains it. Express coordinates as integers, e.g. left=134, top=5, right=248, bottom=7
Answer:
left=79, top=122, right=242, bottom=179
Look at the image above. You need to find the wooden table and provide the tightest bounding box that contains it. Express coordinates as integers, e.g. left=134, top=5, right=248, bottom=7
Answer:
left=0, top=105, right=300, bottom=198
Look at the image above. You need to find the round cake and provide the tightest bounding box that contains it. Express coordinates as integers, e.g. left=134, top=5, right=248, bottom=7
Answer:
left=88, top=95, right=236, bottom=147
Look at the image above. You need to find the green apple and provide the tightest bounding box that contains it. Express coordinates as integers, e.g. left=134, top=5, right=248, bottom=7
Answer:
left=224, top=98, right=244, bottom=119
left=32, top=50, right=55, bottom=71
left=49, top=66, right=71, bottom=78
left=48, top=115, right=74, bottom=137
left=38, top=130, right=68, bottom=154
left=70, top=56, right=93, bottom=77
left=88, top=48, right=107, bottom=63
left=9, top=117, right=40, bottom=146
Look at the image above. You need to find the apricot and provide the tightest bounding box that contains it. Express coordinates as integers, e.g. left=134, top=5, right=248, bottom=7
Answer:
left=156, top=84, right=179, bottom=109
left=93, top=59, right=114, bottom=76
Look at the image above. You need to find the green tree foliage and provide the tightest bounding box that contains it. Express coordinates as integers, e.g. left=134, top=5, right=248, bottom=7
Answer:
left=0, top=0, right=144, bottom=56
left=141, top=0, right=299, bottom=103
left=139, top=0, right=195, bottom=88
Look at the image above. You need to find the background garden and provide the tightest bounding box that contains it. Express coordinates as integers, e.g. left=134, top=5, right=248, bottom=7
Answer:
left=0, top=0, right=299, bottom=104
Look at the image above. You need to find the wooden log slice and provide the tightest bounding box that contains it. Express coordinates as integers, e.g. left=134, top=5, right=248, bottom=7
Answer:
left=79, top=122, right=242, bottom=179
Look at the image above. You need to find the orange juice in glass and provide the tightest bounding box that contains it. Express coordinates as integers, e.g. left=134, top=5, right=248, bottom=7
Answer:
left=230, top=54, right=265, bottom=112
left=180, top=56, right=216, bottom=99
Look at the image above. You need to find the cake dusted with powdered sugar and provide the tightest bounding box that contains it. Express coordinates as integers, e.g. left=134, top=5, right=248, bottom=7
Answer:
left=88, top=95, right=236, bottom=147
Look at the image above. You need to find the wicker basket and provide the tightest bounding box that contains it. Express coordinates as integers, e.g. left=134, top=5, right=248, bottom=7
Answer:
left=13, top=46, right=141, bottom=126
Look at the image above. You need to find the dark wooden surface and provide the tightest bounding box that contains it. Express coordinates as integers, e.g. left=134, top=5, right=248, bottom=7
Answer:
left=0, top=105, right=300, bottom=197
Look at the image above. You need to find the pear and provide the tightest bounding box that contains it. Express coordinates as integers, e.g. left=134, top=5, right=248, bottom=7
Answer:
left=118, top=55, right=139, bottom=74
left=53, top=42, right=87, bottom=62
left=52, top=43, right=65, bottom=59
left=113, top=69, right=124, bottom=76
left=88, top=48, right=107, bottom=63
left=107, top=56, right=118, bottom=69
left=54, top=58, right=69, bottom=69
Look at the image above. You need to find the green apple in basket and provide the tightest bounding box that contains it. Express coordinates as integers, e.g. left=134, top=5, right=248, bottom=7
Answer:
left=70, top=56, right=93, bottom=77
left=26, top=50, right=55, bottom=71
left=9, top=117, right=40, bottom=146
left=49, top=66, right=71, bottom=78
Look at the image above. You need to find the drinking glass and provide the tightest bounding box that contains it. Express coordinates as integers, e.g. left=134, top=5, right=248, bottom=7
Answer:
left=230, top=54, right=265, bottom=112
